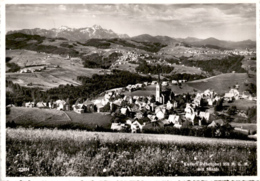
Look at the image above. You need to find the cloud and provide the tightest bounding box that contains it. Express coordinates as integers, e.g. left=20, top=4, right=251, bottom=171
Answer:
left=6, top=4, right=256, bottom=41
left=58, top=5, right=67, bottom=11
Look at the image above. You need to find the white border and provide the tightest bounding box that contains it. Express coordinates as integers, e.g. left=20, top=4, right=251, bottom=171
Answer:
left=0, top=0, right=259, bottom=180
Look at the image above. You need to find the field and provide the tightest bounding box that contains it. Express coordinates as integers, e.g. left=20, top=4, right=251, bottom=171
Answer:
left=112, top=62, right=138, bottom=73
left=230, top=123, right=257, bottom=133
left=6, top=107, right=112, bottom=130
left=6, top=50, right=102, bottom=89
left=224, top=99, right=256, bottom=110
left=6, top=128, right=256, bottom=176
left=124, top=84, right=195, bottom=97
left=187, top=73, right=256, bottom=94
left=171, top=64, right=203, bottom=75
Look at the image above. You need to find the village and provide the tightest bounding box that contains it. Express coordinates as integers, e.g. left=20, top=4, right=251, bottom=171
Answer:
left=182, top=48, right=256, bottom=56
left=20, top=75, right=256, bottom=136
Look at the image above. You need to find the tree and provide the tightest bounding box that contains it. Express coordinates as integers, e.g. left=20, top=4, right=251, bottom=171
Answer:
left=227, top=106, right=237, bottom=115
left=150, top=95, right=155, bottom=103
left=214, top=98, right=224, bottom=112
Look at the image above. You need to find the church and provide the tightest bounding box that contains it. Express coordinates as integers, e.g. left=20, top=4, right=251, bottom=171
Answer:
left=155, top=74, right=172, bottom=104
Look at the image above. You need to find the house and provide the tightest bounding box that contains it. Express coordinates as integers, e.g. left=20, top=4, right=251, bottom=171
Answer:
left=204, top=89, right=214, bottom=98
left=36, top=102, right=47, bottom=108
left=126, top=119, right=134, bottom=125
left=135, top=83, right=143, bottom=88
left=208, top=119, right=224, bottom=127
left=120, top=107, right=129, bottom=115
left=168, top=114, right=180, bottom=124
left=111, top=123, right=126, bottom=131
left=72, top=104, right=85, bottom=114
left=95, top=102, right=104, bottom=113
left=131, top=104, right=140, bottom=112
left=224, top=93, right=234, bottom=102
left=162, top=81, right=168, bottom=86
left=199, top=112, right=210, bottom=122
left=156, top=110, right=165, bottom=120
left=72, top=103, right=85, bottom=114
left=166, top=101, right=174, bottom=110
left=155, top=106, right=167, bottom=120
left=113, top=98, right=123, bottom=106
left=151, top=81, right=157, bottom=85
left=174, top=122, right=182, bottom=129
left=83, top=101, right=96, bottom=113
left=241, top=91, right=251, bottom=99
left=101, top=97, right=110, bottom=106
left=172, top=80, right=178, bottom=85
left=148, top=114, right=157, bottom=122
left=25, top=102, right=35, bottom=108
left=229, top=89, right=240, bottom=100
left=131, top=120, right=145, bottom=133
left=56, top=100, right=66, bottom=111
left=225, top=89, right=239, bottom=101
left=144, top=82, right=150, bottom=86
left=184, top=103, right=196, bottom=124
left=207, top=98, right=215, bottom=106
left=193, top=93, right=202, bottom=106
left=20, top=68, right=31, bottom=73
left=135, top=112, right=144, bottom=119
left=173, top=101, right=178, bottom=108
left=161, top=119, right=170, bottom=126
left=6, top=104, right=16, bottom=107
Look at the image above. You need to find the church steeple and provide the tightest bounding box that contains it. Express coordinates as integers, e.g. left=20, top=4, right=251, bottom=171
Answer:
left=156, top=73, right=162, bottom=103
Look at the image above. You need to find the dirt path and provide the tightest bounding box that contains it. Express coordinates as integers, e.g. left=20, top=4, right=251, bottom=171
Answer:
left=63, top=111, right=72, bottom=121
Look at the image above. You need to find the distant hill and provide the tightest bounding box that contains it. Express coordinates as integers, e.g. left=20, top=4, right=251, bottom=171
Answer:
left=7, top=25, right=255, bottom=49
left=131, top=34, right=177, bottom=45
left=181, top=37, right=256, bottom=50
left=7, top=25, right=130, bottom=42
left=6, top=33, right=167, bottom=55
left=177, top=37, right=202, bottom=43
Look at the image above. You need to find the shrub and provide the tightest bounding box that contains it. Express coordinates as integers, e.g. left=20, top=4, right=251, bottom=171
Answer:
left=6, top=62, right=21, bottom=72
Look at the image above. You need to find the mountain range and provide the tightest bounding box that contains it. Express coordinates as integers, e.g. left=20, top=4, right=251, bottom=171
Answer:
left=7, top=25, right=130, bottom=42
left=7, top=25, right=256, bottom=49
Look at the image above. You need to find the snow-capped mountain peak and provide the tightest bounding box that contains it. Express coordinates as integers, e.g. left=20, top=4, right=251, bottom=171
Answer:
left=7, top=24, right=130, bottom=41
left=92, top=24, right=102, bottom=29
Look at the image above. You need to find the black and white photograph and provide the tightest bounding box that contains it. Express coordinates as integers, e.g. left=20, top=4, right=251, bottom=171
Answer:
left=1, top=1, right=258, bottom=178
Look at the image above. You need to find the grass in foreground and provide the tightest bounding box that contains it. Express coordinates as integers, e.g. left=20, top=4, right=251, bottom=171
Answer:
left=6, top=128, right=256, bottom=176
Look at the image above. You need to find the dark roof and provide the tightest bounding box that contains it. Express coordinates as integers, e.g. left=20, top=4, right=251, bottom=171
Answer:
left=161, top=86, right=171, bottom=92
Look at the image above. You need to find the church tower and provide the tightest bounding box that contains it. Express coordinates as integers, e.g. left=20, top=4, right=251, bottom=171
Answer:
left=156, top=73, right=162, bottom=103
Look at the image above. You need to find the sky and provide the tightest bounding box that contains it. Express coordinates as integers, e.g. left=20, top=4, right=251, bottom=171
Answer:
left=6, top=3, right=256, bottom=41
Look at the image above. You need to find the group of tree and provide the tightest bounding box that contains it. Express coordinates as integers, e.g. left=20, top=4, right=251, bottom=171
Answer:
left=135, top=61, right=174, bottom=74
left=81, top=52, right=122, bottom=69
left=74, top=38, right=166, bottom=52
left=246, top=83, right=257, bottom=96
left=180, top=55, right=246, bottom=75
left=166, top=73, right=207, bottom=82
left=246, top=106, right=256, bottom=123
left=6, top=62, right=21, bottom=73
left=6, top=33, right=79, bottom=57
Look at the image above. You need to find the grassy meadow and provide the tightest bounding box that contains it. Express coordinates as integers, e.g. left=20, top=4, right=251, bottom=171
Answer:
left=6, top=107, right=112, bottom=130
left=6, top=128, right=256, bottom=176
left=187, top=73, right=256, bottom=94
